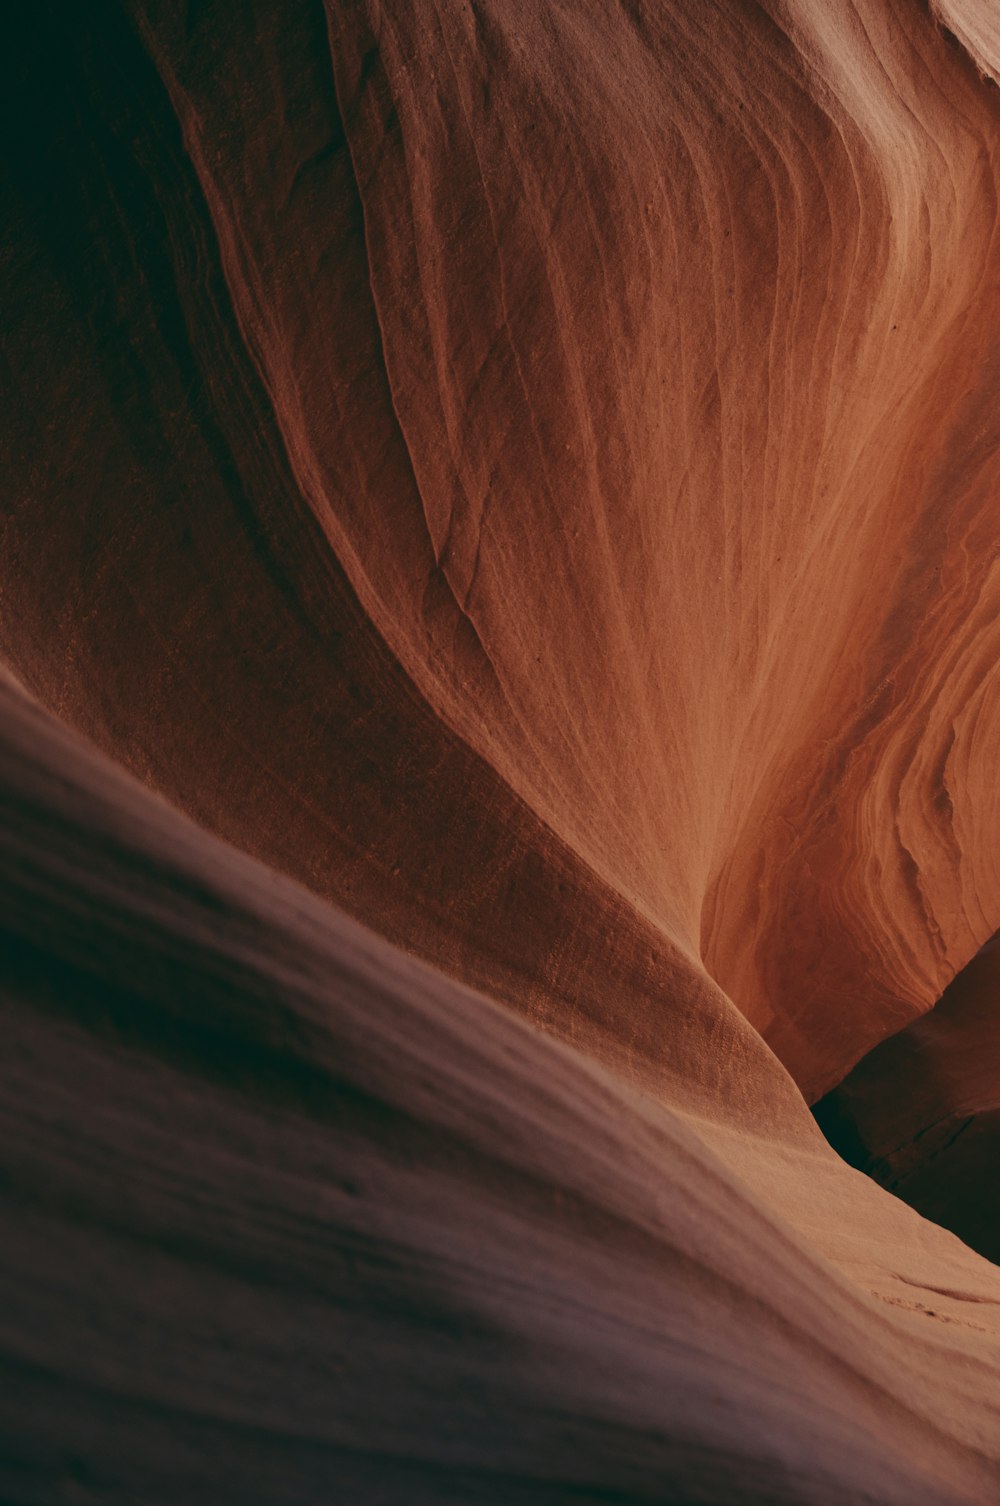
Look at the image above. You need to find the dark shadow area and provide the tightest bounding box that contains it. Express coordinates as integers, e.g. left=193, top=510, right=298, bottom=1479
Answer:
left=815, top=933, right=1000, bottom=1266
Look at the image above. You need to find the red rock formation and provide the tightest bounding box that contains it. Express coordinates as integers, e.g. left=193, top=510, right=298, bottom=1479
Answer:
left=3, top=0, right=1000, bottom=1501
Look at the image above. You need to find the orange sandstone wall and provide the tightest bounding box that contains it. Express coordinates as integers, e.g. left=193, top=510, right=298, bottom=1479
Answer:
left=5, top=1, right=1000, bottom=1099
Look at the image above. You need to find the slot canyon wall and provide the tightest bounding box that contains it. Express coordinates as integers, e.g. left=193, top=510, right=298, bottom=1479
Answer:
left=2, top=1, right=1000, bottom=1502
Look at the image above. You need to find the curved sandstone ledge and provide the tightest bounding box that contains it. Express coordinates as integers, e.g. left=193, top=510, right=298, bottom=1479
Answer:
left=2, top=679, right=1000, bottom=1503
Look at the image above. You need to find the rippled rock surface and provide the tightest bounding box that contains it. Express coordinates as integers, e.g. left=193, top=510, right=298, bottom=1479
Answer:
left=3, top=2, right=1000, bottom=1502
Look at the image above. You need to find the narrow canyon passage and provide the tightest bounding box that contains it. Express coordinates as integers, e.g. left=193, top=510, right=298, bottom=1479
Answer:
left=816, top=933, right=1000, bottom=1266
left=3, top=2, right=1000, bottom=1503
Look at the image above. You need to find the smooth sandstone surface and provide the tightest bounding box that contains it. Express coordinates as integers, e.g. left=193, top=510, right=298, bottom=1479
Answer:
left=3, top=676, right=1000, bottom=1504
left=3, top=1, right=1000, bottom=1501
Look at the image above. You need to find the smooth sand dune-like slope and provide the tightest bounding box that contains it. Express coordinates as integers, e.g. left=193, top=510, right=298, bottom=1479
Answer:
left=3, top=679, right=1000, bottom=1505
left=3, top=0, right=1000, bottom=1501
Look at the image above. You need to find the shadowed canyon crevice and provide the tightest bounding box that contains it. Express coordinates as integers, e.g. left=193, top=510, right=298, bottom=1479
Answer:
left=816, top=932, right=1000, bottom=1266
left=3, top=1, right=1000, bottom=1502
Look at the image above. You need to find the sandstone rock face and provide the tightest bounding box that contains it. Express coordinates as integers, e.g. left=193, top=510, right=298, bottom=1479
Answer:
left=3, top=1, right=1000, bottom=1501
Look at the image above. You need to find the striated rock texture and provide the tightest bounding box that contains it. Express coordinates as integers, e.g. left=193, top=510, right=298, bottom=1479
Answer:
left=3, top=0, right=1000, bottom=1501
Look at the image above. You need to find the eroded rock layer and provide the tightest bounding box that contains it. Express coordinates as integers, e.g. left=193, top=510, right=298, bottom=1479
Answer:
left=3, top=1, right=1000, bottom=1501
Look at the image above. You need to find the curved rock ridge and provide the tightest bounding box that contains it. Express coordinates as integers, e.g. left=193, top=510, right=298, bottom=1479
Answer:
left=3, top=0, right=1000, bottom=1500
left=2, top=675, right=1000, bottom=1503
left=5, top=0, right=1000, bottom=1102
left=934, top=0, right=1000, bottom=83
